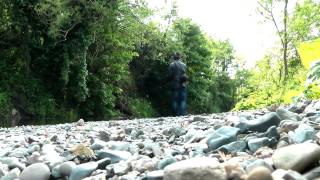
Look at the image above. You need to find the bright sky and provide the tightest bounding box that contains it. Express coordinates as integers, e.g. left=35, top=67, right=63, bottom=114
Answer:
left=147, top=0, right=288, bottom=67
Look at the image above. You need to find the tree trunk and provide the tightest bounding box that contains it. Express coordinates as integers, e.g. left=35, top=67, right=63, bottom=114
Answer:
left=283, top=0, right=289, bottom=82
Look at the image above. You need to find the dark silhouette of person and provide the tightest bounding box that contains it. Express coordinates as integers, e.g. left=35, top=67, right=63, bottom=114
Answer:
left=168, top=53, right=188, bottom=116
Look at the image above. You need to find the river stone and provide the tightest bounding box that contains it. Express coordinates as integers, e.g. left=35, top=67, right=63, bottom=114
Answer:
left=0, top=157, right=26, bottom=170
left=246, top=112, right=281, bottom=132
left=163, top=157, right=226, bottom=180
left=98, top=131, right=110, bottom=142
left=96, top=150, right=132, bottom=163
left=234, top=121, right=249, bottom=133
left=130, top=129, right=144, bottom=139
left=192, top=116, right=207, bottom=122
left=27, top=144, right=40, bottom=154
left=283, top=170, right=306, bottom=180
left=132, top=156, right=156, bottom=173
left=0, top=164, right=6, bottom=177
left=69, top=161, right=98, bottom=180
left=246, top=167, right=273, bottom=180
left=248, top=137, right=277, bottom=152
left=288, top=123, right=315, bottom=143
left=51, top=165, right=62, bottom=179
left=273, top=169, right=307, bottom=180
left=276, top=108, right=301, bottom=121
left=303, top=166, right=320, bottom=180
left=258, top=126, right=279, bottom=140
left=27, top=151, right=43, bottom=165
left=218, top=141, right=247, bottom=154
left=1, top=168, right=20, bottom=180
left=59, top=161, right=76, bottom=177
left=206, top=126, right=240, bottom=151
left=113, top=161, right=130, bottom=175
left=143, top=142, right=163, bottom=157
left=279, top=120, right=300, bottom=133
left=20, top=163, right=50, bottom=180
left=189, top=145, right=206, bottom=158
left=41, top=144, right=63, bottom=168
left=157, top=156, right=177, bottom=170
left=223, top=162, right=246, bottom=180
left=305, top=100, right=320, bottom=112
left=91, top=139, right=107, bottom=150
left=76, top=118, right=85, bottom=126
left=165, top=126, right=187, bottom=137
left=108, top=141, right=130, bottom=151
left=9, top=147, right=29, bottom=158
left=288, top=101, right=310, bottom=113
left=147, top=170, right=164, bottom=180
left=245, top=159, right=273, bottom=172
left=272, top=143, right=320, bottom=172
left=184, top=128, right=204, bottom=143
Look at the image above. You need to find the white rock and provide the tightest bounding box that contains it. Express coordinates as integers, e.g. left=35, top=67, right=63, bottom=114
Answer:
left=20, top=163, right=50, bottom=180
left=272, top=143, right=320, bottom=172
left=164, top=157, right=226, bottom=180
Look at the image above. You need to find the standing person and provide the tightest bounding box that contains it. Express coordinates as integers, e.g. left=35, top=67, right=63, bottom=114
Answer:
left=168, top=53, right=188, bottom=116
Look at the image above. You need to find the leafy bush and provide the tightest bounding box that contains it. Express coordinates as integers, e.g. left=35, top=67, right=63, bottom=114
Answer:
left=128, top=97, right=157, bottom=118
left=304, top=83, right=320, bottom=99
left=0, top=91, right=12, bottom=121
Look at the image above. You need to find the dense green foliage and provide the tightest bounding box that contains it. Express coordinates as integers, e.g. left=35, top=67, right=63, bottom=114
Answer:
left=0, top=0, right=239, bottom=125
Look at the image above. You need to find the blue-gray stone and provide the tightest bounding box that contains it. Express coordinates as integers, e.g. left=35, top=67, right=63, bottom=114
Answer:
left=130, top=129, right=144, bottom=139
left=241, top=159, right=257, bottom=169
left=303, top=166, right=320, bottom=180
left=0, top=166, right=5, bottom=177
left=157, top=157, right=177, bottom=170
left=59, top=161, right=76, bottom=177
left=129, top=144, right=139, bottom=154
left=51, top=165, right=62, bottom=179
left=306, top=112, right=320, bottom=117
left=244, top=134, right=258, bottom=142
left=27, top=145, right=40, bottom=154
left=258, top=126, right=280, bottom=140
left=0, top=157, right=26, bottom=170
left=206, top=126, right=240, bottom=151
left=248, top=137, right=277, bottom=152
left=218, top=141, right=247, bottom=154
left=288, top=123, right=315, bottom=143
left=235, top=121, right=249, bottom=133
left=143, top=142, right=162, bottom=157
left=1, top=168, right=20, bottom=180
left=69, top=162, right=98, bottom=180
left=183, top=128, right=198, bottom=143
left=9, top=147, right=29, bottom=158
left=247, top=112, right=281, bottom=132
left=189, top=150, right=205, bottom=158
left=98, top=131, right=110, bottom=142
left=245, top=159, right=273, bottom=172
left=166, top=127, right=187, bottom=137
left=97, top=158, right=111, bottom=169
left=96, top=150, right=131, bottom=163
left=276, top=108, right=301, bottom=121
left=91, top=139, right=107, bottom=151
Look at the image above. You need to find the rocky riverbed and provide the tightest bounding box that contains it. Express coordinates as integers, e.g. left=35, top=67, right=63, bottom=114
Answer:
left=2, top=100, right=320, bottom=180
